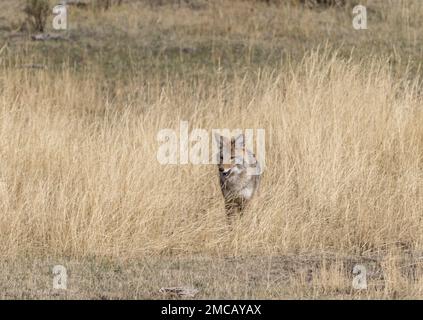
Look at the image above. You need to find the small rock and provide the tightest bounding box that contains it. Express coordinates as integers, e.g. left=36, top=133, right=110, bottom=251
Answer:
left=159, top=287, right=199, bottom=298
left=31, top=33, right=67, bottom=41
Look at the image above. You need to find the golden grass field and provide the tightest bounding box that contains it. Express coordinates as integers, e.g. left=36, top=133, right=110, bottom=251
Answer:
left=0, top=0, right=422, bottom=299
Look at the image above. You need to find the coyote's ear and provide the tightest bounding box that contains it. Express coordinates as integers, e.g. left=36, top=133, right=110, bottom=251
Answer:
left=214, top=133, right=222, bottom=145
left=232, top=133, right=245, bottom=148
left=214, top=133, right=229, bottom=146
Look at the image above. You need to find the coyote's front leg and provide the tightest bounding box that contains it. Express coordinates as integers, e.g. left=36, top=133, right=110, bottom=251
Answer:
left=224, top=201, right=237, bottom=219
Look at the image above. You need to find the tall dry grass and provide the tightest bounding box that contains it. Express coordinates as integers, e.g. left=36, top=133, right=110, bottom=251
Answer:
left=0, top=49, right=421, bottom=260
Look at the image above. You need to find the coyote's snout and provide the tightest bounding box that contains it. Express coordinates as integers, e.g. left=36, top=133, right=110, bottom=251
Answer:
left=215, top=133, right=261, bottom=217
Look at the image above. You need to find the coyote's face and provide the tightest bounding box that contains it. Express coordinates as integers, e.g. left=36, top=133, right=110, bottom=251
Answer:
left=215, top=134, right=246, bottom=180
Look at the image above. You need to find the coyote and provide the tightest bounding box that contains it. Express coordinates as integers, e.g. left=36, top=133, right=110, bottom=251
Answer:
left=215, top=133, right=261, bottom=217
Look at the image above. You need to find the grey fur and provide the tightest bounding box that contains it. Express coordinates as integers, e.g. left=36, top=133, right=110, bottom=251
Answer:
left=215, top=133, right=261, bottom=218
